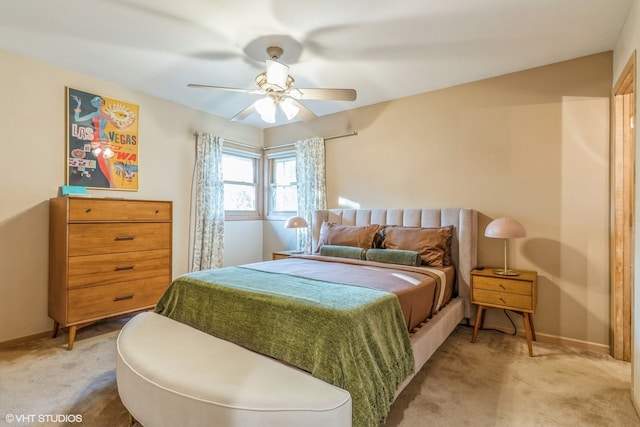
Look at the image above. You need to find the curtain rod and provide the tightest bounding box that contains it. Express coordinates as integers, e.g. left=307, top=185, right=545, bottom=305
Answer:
left=220, top=131, right=358, bottom=151
left=267, top=131, right=358, bottom=150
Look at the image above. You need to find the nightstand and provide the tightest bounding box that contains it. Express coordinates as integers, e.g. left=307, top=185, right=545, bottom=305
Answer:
left=272, top=250, right=301, bottom=260
left=470, top=268, right=538, bottom=356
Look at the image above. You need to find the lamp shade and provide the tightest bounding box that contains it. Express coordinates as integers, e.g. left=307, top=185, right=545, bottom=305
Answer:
left=255, top=97, right=276, bottom=123
left=485, top=217, right=526, bottom=239
left=284, top=216, right=308, bottom=229
left=279, top=97, right=299, bottom=120
left=266, top=59, right=290, bottom=90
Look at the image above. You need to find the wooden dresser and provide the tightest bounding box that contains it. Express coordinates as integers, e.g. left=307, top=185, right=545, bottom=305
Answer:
left=49, top=197, right=172, bottom=350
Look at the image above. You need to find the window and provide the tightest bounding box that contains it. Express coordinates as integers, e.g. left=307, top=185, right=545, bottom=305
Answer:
left=267, top=151, right=297, bottom=217
left=222, top=148, right=262, bottom=219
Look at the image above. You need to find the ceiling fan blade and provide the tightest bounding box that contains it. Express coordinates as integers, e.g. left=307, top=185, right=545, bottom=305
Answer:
left=293, top=88, right=357, bottom=101
left=187, top=83, right=263, bottom=95
left=230, top=102, right=257, bottom=121
left=289, top=99, right=318, bottom=122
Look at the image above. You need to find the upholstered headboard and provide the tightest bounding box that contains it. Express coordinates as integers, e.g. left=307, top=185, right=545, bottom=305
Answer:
left=313, top=208, right=478, bottom=318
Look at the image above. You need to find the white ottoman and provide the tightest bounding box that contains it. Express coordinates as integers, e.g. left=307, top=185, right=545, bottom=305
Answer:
left=116, top=312, right=352, bottom=427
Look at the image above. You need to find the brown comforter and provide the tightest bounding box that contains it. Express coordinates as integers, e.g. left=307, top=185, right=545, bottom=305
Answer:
left=245, top=255, right=454, bottom=331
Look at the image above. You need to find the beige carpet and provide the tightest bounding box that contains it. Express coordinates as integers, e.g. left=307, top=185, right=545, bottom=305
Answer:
left=1, top=316, right=638, bottom=427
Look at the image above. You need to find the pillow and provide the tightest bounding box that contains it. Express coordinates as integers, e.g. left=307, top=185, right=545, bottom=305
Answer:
left=319, top=245, right=366, bottom=260
left=365, top=248, right=421, bottom=266
left=381, top=225, right=453, bottom=267
left=315, top=222, right=380, bottom=253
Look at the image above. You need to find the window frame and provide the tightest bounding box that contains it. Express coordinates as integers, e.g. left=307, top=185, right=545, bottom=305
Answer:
left=265, top=149, right=297, bottom=220
left=222, top=146, right=263, bottom=221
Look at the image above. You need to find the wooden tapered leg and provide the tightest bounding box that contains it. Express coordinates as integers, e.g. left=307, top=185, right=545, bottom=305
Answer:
left=51, top=321, right=60, bottom=338
left=529, top=313, right=536, bottom=341
left=67, top=325, right=77, bottom=351
left=471, top=306, right=485, bottom=343
left=523, top=312, right=534, bottom=357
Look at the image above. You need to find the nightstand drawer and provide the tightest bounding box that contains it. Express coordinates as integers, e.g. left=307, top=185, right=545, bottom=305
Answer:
left=473, top=288, right=534, bottom=311
left=473, top=275, right=532, bottom=296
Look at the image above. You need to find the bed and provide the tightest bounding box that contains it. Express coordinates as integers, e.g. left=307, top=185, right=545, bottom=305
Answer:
left=116, top=208, right=477, bottom=427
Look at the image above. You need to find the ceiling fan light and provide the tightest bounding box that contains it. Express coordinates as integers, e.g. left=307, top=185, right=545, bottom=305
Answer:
left=255, top=97, right=276, bottom=123
left=280, top=98, right=299, bottom=120
left=260, top=112, right=276, bottom=123
left=266, top=59, right=289, bottom=90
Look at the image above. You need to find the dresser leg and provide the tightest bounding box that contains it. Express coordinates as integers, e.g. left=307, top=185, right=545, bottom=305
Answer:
left=51, top=321, right=60, bottom=338
left=523, top=312, right=534, bottom=357
left=67, top=325, right=77, bottom=351
left=471, top=306, right=485, bottom=343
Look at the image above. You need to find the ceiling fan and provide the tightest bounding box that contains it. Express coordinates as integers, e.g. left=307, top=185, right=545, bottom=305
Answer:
left=188, top=46, right=357, bottom=124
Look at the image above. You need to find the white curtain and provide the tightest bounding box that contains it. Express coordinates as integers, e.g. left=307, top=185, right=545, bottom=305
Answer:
left=191, top=133, right=224, bottom=271
left=295, top=136, right=327, bottom=253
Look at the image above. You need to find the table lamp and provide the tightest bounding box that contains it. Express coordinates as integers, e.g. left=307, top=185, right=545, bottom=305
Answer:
left=284, top=216, right=308, bottom=253
left=484, top=217, right=527, bottom=276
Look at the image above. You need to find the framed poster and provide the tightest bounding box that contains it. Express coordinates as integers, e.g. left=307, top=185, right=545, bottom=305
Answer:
left=66, top=87, right=139, bottom=190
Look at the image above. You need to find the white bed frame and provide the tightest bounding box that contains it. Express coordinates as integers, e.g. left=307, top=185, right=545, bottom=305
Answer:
left=313, top=208, right=478, bottom=398
left=116, top=208, right=477, bottom=427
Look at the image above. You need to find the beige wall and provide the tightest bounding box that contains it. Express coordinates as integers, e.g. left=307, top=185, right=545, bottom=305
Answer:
left=613, top=0, right=640, bottom=412
left=0, top=47, right=614, bottom=351
left=265, top=52, right=613, bottom=348
left=0, top=49, right=263, bottom=343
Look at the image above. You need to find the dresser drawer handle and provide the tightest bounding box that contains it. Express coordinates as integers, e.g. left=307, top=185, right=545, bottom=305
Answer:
left=114, top=294, right=135, bottom=302
left=115, top=235, right=136, bottom=241
left=500, top=297, right=506, bottom=303
left=114, top=265, right=135, bottom=271
left=499, top=284, right=506, bottom=290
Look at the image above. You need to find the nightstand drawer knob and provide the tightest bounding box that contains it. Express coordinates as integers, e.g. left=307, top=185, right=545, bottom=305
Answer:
left=114, top=293, right=135, bottom=302
left=499, top=284, right=506, bottom=290
left=500, top=297, right=506, bottom=303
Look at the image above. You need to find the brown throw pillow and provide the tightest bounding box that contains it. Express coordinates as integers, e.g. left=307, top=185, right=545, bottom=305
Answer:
left=381, top=225, right=453, bottom=267
left=315, top=222, right=380, bottom=253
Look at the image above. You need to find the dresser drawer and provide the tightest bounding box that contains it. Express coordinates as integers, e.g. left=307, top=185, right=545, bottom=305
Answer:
left=473, top=288, right=534, bottom=311
left=67, top=277, right=169, bottom=323
left=472, top=275, right=532, bottom=296
left=68, top=198, right=172, bottom=221
left=69, top=223, right=170, bottom=256
left=68, top=249, right=171, bottom=289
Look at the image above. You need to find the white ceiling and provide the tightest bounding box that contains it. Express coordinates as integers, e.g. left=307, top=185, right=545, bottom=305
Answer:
left=0, top=0, right=632, bottom=128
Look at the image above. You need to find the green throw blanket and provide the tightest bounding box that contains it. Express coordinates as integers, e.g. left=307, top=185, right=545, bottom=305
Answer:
left=155, top=266, right=414, bottom=427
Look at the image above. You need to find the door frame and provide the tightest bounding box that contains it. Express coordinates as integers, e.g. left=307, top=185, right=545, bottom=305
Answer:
left=611, top=51, right=636, bottom=362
